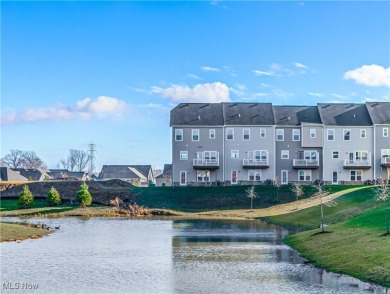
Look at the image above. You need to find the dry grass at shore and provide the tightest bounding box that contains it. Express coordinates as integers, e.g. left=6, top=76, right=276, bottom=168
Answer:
left=0, top=222, right=51, bottom=242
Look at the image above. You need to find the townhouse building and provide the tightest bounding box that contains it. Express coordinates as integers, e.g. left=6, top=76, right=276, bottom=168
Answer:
left=170, top=102, right=390, bottom=186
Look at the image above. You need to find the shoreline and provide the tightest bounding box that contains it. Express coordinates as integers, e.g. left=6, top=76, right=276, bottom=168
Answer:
left=0, top=222, right=52, bottom=242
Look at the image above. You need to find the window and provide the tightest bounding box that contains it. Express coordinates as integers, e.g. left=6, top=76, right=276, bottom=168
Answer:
left=192, top=129, right=199, bottom=141
left=327, top=129, right=335, bottom=141
left=343, top=129, right=351, bottom=141
left=281, top=150, right=289, bottom=159
left=180, top=171, right=187, bottom=186
left=350, top=170, right=362, bottom=181
left=276, top=129, right=284, bottom=141
left=298, top=170, right=311, bottom=181
left=175, top=129, right=183, bottom=141
left=332, top=151, right=339, bottom=159
left=381, top=149, right=390, bottom=157
left=231, top=170, right=238, bottom=184
left=360, top=129, right=366, bottom=138
left=310, top=129, right=316, bottom=138
left=355, top=151, right=368, bottom=161
left=383, top=128, right=388, bottom=137
left=197, top=171, right=210, bottom=183
left=248, top=170, right=261, bottom=181
left=260, top=129, right=266, bottom=138
left=209, top=129, right=215, bottom=139
left=226, top=128, right=234, bottom=140
left=180, top=151, right=188, bottom=160
left=243, top=129, right=250, bottom=140
left=292, top=129, right=300, bottom=141
left=231, top=150, right=239, bottom=159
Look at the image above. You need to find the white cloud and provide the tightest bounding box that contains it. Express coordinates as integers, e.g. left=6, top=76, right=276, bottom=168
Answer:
left=272, top=89, right=294, bottom=98
left=201, top=66, right=220, bottom=72
left=344, top=64, right=390, bottom=87
left=261, top=83, right=272, bottom=88
left=294, top=62, right=308, bottom=69
left=138, top=103, right=170, bottom=111
left=253, top=92, right=268, bottom=97
left=151, top=82, right=231, bottom=103
left=229, top=83, right=247, bottom=97
left=308, top=92, right=324, bottom=97
left=253, top=70, right=276, bottom=76
left=1, top=96, right=128, bottom=126
left=330, top=93, right=347, bottom=100
left=187, top=73, right=202, bottom=80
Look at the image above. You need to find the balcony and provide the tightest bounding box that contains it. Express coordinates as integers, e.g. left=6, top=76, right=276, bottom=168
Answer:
left=293, top=159, right=319, bottom=169
left=242, top=158, right=269, bottom=169
left=381, top=157, right=390, bottom=168
left=343, top=159, right=372, bottom=169
left=193, top=151, right=219, bottom=169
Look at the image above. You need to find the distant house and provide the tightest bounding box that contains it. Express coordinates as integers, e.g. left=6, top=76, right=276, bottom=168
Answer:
left=15, top=168, right=50, bottom=181
left=0, top=167, right=29, bottom=182
left=47, top=169, right=88, bottom=181
left=99, top=165, right=155, bottom=186
left=156, top=164, right=172, bottom=187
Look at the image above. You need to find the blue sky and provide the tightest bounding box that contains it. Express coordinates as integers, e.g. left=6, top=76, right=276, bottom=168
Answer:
left=1, top=1, right=390, bottom=172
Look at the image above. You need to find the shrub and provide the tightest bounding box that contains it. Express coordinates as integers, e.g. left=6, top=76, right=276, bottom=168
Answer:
left=17, top=185, right=34, bottom=208
left=46, top=186, right=61, bottom=206
left=77, top=182, right=92, bottom=207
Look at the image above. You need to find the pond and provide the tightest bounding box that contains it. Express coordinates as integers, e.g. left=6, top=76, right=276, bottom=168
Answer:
left=0, top=218, right=388, bottom=294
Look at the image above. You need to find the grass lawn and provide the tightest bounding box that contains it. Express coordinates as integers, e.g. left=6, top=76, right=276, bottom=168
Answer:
left=283, top=206, right=390, bottom=287
left=0, top=199, right=75, bottom=216
left=131, top=184, right=357, bottom=212
left=261, top=187, right=381, bottom=230
left=0, top=222, right=51, bottom=242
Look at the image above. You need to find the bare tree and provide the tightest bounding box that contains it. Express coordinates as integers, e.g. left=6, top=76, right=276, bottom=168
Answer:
left=291, top=182, right=304, bottom=210
left=59, top=149, right=89, bottom=171
left=313, top=181, right=337, bottom=232
left=1, top=149, right=46, bottom=169
left=246, top=186, right=258, bottom=211
left=373, top=178, right=389, bottom=235
left=22, top=151, right=47, bottom=169
left=1, top=149, right=26, bottom=168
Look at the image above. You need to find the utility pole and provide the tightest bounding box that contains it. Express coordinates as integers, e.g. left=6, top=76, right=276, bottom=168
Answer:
left=88, top=142, right=96, bottom=176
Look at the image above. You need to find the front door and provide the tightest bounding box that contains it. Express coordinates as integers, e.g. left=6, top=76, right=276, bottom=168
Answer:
left=231, top=170, right=238, bottom=184
left=281, top=170, right=288, bottom=184
left=180, top=171, right=187, bottom=186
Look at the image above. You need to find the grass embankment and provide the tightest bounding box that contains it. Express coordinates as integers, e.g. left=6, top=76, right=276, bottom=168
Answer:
left=132, top=185, right=354, bottom=212
left=263, top=188, right=390, bottom=288
left=0, top=222, right=51, bottom=242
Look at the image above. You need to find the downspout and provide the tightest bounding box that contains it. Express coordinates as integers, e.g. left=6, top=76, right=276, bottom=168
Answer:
left=223, top=126, right=225, bottom=183
left=273, top=125, right=276, bottom=181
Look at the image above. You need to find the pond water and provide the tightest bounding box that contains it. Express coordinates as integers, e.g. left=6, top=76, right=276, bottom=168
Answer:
left=0, top=218, right=388, bottom=294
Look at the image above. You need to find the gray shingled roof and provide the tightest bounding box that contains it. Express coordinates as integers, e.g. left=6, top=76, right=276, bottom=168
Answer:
left=0, top=167, right=28, bottom=182
left=15, top=168, right=48, bottom=181
left=47, top=169, right=86, bottom=180
left=317, top=103, right=373, bottom=126
left=223, top=103, right=274, bottom=125
left=99, top=165, right=152, bottom=180
left=170, top=103, right=224, bottom=126
left=365, top=102, right=390, bottom=124
left=156, top=164, right=172, bottom=179
left=273, top=106, right=322, bottom=126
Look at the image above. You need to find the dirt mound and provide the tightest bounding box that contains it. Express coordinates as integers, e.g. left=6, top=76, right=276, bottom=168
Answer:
left=0, top=180, right=134, bottom=205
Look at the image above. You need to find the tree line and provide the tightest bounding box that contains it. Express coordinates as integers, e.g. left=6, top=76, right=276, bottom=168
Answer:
left=1, top=149, right=90, bottom=172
